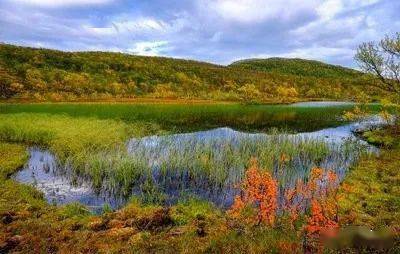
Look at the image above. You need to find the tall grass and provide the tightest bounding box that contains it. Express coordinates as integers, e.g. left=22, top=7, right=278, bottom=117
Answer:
left=0, top=113, right=162, bottom=158
left=0, top=111, right=371, bottom=207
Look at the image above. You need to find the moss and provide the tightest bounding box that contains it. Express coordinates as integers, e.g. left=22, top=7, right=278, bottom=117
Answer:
left=361, top=126, right=400, bottom=149
left=171, top=199, right=222, bottom=226
left=0, top=143, right=28, bottom=178
left=338, top=128, right=400, bottom=229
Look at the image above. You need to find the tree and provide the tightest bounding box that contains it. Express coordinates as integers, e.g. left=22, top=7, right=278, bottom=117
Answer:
left=152, top=83, right=177, bottom=99
left=355, top=33, right=400, bottom=95
left=276, top=86, right=298, bottom=98
left=237, top=83, right=261, bottom=102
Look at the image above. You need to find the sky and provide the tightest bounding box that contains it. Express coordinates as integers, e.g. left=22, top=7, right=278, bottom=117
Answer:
left=0, top=0, right=399, bottom=68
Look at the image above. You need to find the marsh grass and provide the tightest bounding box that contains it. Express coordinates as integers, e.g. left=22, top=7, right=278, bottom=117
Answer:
left=0, top=109, right=372, bottom=207
left=0, top=103, right=380, bottom=132
left=0, top=112, right=163, bottom=157
left=124, top=129, right=369, bottom=206
left=0, top=143, right=28, bottom=178
left=0, top=113, right=164, bottom=202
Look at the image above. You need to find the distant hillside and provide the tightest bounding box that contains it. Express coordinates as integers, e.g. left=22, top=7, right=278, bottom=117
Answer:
left=0, top=44, right=381, bottom=102
left=230, top=58, right=361, bottom=79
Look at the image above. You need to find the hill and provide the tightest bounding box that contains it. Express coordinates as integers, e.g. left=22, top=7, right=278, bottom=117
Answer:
left=229, top=58, right=361, bottom=79
left=0, top=44, right=381, bottom=102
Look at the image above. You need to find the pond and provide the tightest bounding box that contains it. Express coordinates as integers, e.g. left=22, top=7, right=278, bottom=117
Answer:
left=12, top=102, right=386, bottom=213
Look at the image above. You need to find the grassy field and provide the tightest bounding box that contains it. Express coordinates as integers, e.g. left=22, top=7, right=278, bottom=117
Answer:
left=0, top=102, right=378, bottom=132
left=0, top=127, right=398, bottom=253
left=0, top=141, right=301, bottom=253
left=0, top=111, right=354, bottom=203
left=339, top=126, right=400, bottom=229
left=0, top=103, right=398, bottom=253
left=0, top=103, right=372, bottom=203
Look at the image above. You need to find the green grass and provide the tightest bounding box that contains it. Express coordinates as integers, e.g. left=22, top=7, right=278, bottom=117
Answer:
left=361, top=127, right=400, bottom=149
left=0, top=112, right=163, bottom=159
left=0, top=113, right=165, bottom=196
left=339, top=127, right=400, bottom=229
left=0, top=142, right=47, bottom=214
left=0, top=121, right=398, bottom=252
left=0, top=143, right=28, bottom=178
left=0, top=104, right=371, bottom=205
left=0, top=102, right=381, bottom=132
left=0, top=111, right=364, bottom=200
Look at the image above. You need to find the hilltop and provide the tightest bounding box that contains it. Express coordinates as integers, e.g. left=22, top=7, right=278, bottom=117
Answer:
left=0, top=44, right=381, bottom=102
left=229, top=58, right=361, bottom=79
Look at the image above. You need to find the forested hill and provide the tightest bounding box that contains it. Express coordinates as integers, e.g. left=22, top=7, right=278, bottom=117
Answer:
left=0, top=43, right=381, bottom=102
left=229, top=58, right=361, bottom=79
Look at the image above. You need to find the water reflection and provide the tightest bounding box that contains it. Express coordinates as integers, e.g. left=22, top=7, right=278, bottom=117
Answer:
left=14, top=116, right=385, bottom=211
left=14, top=149, right=125, bottom=213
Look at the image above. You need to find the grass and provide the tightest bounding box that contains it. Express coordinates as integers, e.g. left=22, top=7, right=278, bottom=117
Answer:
left=0, top=103, right=397, bottom=252
left=0, top=112, right=164, bottom=184
left=0, top=113, right=162, bottom=157
left=338, top=126, right=400, bottom=229
left=361, top=127, right=400, bottom=149
left=0, top=143, right=28, bottom=179
left=0, top=125, right=398, bottom=252
left=0, top=103, right=374, bottom=204
left=0, top=102, right=381, bottom=132
left=0, top=112, right=367, bottom=207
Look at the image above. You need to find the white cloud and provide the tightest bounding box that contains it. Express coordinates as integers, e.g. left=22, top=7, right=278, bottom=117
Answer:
left=203, top=0, right=319, bottom=23
left=290, top=14, right=365, bottom=40
left=8, top=0, right=113, bottom=8
left=0, top=0, right=396, bottom=67
left=316, top=0, right=381, bottom=21
left=83, top=18, right=169, bottom=37
left=316, top=0, right=343, bottom=20
left=128, top=41, right=169, bottom=56
left=290, top=0, right=382, bottom=44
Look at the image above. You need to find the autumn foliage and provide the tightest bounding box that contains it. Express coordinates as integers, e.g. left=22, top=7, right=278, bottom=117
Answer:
left=230, top=160, right=341, bottom=252
left=228, top=158, right=278, bottom=226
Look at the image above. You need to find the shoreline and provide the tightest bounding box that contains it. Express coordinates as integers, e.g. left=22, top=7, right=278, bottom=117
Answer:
left=0, top=97, right=355, bottom=105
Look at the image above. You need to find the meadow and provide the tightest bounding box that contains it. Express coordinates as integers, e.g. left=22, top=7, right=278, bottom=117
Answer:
left=0, top=102, right=378, bottom=132
left=1, top=102, right=398, bottom=253
left=0, top=102, right=378, bottom=208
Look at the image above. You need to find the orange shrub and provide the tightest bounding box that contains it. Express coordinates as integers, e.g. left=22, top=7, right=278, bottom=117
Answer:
left=228, top=158, right=278, bottom=226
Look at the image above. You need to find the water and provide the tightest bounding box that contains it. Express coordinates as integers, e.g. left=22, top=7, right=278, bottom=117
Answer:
left=290, top=101, right=355, bottom=107
left=13, top=115, right=387, bottom=212
left=14, top=149, right=125, bottom=212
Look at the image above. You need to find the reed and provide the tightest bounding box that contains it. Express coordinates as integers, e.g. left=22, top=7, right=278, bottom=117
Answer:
left=0, top=108, right=372, bottom=207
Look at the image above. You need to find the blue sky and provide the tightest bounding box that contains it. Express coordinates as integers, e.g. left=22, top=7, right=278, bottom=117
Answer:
left=0, top=0, right=399, bottom=67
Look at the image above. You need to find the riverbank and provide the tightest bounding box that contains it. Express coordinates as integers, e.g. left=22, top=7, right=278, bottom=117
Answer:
left=339, top=126, right=400, bottom=229
left=1, top=126, right=399, bottom=252
left=0, top=97, right=349, bottom=105
left=0, top=108, right=398, bottom=253
left=0, top=142, right=298, bottom=253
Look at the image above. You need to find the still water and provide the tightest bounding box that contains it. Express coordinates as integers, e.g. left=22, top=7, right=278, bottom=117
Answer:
left=14, top=113, right=386, bottom=212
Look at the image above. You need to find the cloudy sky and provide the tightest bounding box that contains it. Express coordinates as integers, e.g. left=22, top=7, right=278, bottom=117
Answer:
left=0, top=0, right=399, bottom=67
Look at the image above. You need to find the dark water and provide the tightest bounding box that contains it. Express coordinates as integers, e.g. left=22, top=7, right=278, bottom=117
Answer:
left=14, top=115, right=385, bottom=212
